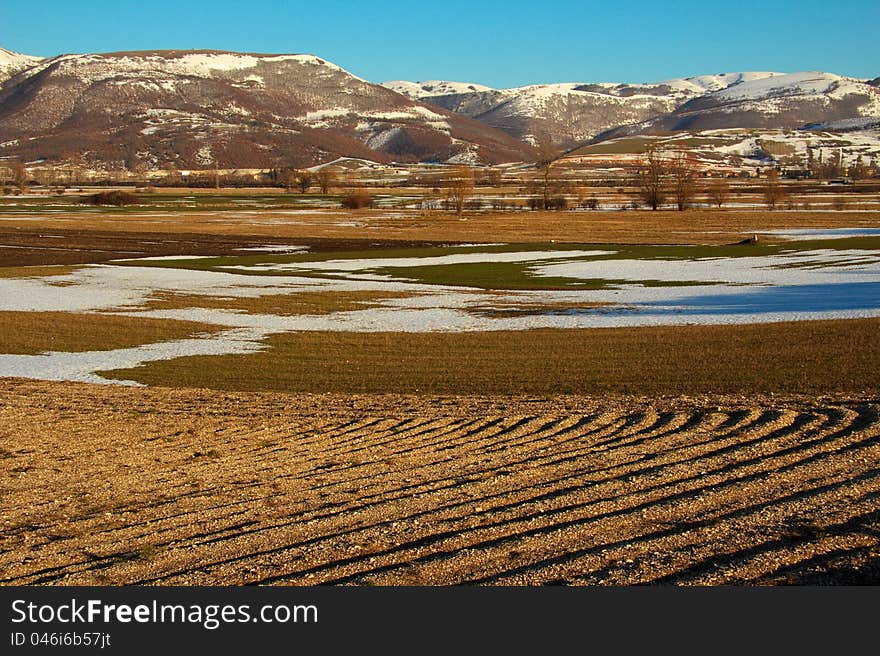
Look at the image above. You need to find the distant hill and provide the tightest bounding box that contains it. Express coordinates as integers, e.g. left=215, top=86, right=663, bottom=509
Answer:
left=563, top=127, right=880, bottom=175
left=593, top=72, right=880, bottom=141
left=0, top=47, right=42, bottom=84
left=0, top=49, right=536, bottom=170
left=386, top=72, right=880, bottom=150
left=1, top=46, right=877, bottom=170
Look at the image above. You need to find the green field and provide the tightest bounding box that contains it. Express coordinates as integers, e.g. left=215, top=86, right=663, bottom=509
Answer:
left=102, top=319, right=880, bottom=395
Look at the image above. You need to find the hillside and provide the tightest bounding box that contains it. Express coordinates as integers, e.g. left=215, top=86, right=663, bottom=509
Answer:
left=0, top=47, right=42, bottom=84
left=563, top=127, right=880, bottom=174
left=0, top=49, right=536, bottom=169
left=2, top=49, right=877, bottom=169
left=386, top=71, right=880, bottom=151
left=384, top=73, right=784, bottom=149
left=595, top=72, right=880, bottom=140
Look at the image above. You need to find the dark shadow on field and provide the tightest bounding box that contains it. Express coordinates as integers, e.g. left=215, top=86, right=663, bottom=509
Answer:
left=637, top=282, right=880, bottom=315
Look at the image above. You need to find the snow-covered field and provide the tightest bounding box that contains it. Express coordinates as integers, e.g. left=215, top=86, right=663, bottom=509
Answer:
left=1, top=240, right=879, bottom=384
left=754, top=228, right=880, bottom=240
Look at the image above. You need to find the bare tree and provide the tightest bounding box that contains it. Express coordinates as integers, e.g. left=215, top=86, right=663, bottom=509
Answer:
left=12, top=162, right=28, bottom=195
left=815, top=149, right=844, bottom=180
left=476, top=167, right=502, bottom=187
left=763, top=169, right=786, bottom=209
left=316, top=167, right=337, bottom=194
left=295, top=170, right=314, bottom=194
left=273, top=167, right=297, bottom=191
left=637, top=147, right=668, bottom=210
left=443, top=165, right=474, bottom=215
left=669, top=152, right=697, bottom=211
left=526, top=161, right=571, bottom=210
left=849, top=155, right=869, bottom=181
left=706, top=176, right=730, bottom=208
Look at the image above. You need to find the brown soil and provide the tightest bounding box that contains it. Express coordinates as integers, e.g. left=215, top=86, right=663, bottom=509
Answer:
left=1, top=379, right=877, bottom=586
left=1, top=208, right=878, bottom=266
left=0, top=227, right=458, bottom=267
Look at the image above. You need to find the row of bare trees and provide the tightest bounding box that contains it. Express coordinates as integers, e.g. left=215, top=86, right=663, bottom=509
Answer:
left=636, top=149, right=701, bottom=211
left=271, top=167, right=337, bottom=193
left=0, top=163, right=31, bottom=194
left=440, top=162, right=575, bottom=214
left=637, top=148, right=797, bottom=210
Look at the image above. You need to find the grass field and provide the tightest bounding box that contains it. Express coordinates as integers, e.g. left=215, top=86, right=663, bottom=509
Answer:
left=1, top=201, right=879, bottom=585
left=2, top=207, right=880, bottom=253
left=140, top=290, right=417, bottom=315
left=0, top=311, right=217, bottom=355
left=112, top=236, right=880, bottom=290
left=102, top=319, right=880, bottom=395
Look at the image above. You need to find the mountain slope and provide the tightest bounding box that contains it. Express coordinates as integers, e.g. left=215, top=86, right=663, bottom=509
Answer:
left=595, top=72, right=880, bottom=140
left=0, top=47, right=42, bottom=84
left=385, top=72, right=880, bottom=150
left=564, top=127, right=880, bottom=174
left=0, top=49, right=536, bottom=169
left=383, top=73, right=784, bottom=149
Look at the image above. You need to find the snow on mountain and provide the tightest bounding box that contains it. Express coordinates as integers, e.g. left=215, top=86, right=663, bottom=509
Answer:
left=658, top=72, right=783, bottom=94
left=3, top=47, right=876, bottom=168
left=804, top=116, right=880, bottom=132
left=711, top=71, right=854, bottom=101
left=594, top=71, right=880, bottom=142
left=385, top=71, right=880, bottom=151
left=0, top=49, right=535, bottom=169
left=19, top=50, right=365, bottom=85
left=384, top=80, right=495, bottom=98
left=565, top=127, right=880, bottom=173
left=383, top=72, right=797, bottom=149
left=0, top=47, right=43, bottom=84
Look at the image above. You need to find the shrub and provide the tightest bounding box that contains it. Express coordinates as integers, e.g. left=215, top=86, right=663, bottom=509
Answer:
left=80, top=190, right=138, bottom=206
left=340, top=191, right=374, bottom=209
left=548, top=196, right=568, bottom=211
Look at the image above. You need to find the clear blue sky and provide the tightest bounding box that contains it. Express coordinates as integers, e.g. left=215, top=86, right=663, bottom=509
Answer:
left=2, top=0, right=877, bottom=87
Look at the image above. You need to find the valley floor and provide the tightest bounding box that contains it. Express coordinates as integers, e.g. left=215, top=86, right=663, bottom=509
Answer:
left=1, top=206, right=878, bottom=585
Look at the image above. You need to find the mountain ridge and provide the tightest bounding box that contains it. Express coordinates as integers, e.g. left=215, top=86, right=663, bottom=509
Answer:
left=0, top=46, right=877, bottom=168
left=0, top=48, right=536, bottom=169
left=385, top=71, right=879, bottom=149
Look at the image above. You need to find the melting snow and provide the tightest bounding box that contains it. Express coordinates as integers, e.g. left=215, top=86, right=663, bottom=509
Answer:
left=2, top=245, right=880, bottom=384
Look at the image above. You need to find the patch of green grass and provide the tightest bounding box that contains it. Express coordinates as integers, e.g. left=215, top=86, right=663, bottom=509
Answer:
left=100, top=318, right=880, bottom=396
left=141, top=290, right=418, bottom=315
left=0, top=265, right=81, bottom=279
left=570, top=137, right=657, bottom=155
left=367, top=261, right=716, bottom=290
left=0, top=311, right=219, bottom=355
left=106, top=237, right=878, bottom=290
left=0, top=192, right=398, bottom=215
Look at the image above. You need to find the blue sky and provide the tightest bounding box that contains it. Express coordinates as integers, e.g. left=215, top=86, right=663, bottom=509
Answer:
left=2, top=0, right=877, bottom=87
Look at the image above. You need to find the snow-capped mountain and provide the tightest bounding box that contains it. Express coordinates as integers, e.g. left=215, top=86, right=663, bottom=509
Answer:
left=384, top=71, right=880, bottom=150
left=384, top=80, right=495, bottom=98
left=382, top=73, right=785, bottom=149
left=595, top=72, right=880, bottom=141
left=0, top=49, right=535, bottom=169
left=1, top=47, right=876, bottom=169
left=0, top=47, right=43, bottom=84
